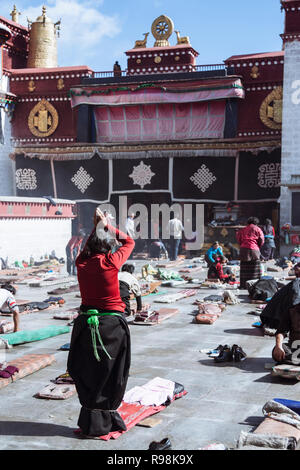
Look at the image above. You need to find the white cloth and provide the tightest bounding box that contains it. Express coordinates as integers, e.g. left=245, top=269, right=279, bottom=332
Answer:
left=0, top=288, right=18, bottom=313
left=123, top=377, right=175, bottom=406
left=125, top=217, right=135, bottom=238
left=118, top=271, right=141, bottom=296
left=168, top=218, right=184, bottom=238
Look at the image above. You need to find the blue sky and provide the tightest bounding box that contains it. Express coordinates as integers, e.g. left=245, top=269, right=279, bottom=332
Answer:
left=1, top=0, right=285, bottom=71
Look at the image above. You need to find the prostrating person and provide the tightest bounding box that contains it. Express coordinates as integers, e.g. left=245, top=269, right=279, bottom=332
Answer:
left=67, top=209, right=134, bottom=438
left=0, top=283, right=20, bottom=332
left=205, top=241, right=223, bottom=268
left=118, top=263, right=142, bottom=316
left=261, top=263, right=300, bottom=364
left=236, top=217, right=264, bottom=289
left=207, top=256, right=236, bottom=284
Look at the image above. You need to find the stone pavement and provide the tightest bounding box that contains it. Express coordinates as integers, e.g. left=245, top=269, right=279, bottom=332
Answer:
left=0, top=259, right=298, bottom=450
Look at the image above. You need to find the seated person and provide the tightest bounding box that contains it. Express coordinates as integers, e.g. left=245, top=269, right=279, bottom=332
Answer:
left=224, top=242, right=240, bottom=262
left=118, top=263, right=142, bottom=316
left=205, top=241, right=223, bottom=267
left=0, top=283, right=20, bottom=332
left=207, top=255, right=236, bottom=284
left=261, top=263, right=300, bottom=364
left=289, top=245, right=300, bottom=265
left=149, top=240, right=168, bottom=259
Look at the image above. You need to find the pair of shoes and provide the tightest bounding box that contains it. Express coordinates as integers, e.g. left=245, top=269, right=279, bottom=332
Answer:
left=149, top=437, right=172, bottom=450
left=214, top=344, right=247, bottom=363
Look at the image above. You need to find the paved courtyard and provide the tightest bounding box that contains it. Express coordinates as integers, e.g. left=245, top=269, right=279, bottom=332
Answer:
left=0, top=259, right=297, bottom=451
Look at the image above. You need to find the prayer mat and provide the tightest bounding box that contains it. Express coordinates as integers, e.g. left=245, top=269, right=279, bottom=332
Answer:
left=53, top=312, right=79, bottom=321
left=0, top=354, right=56, bottom=390
left=132, top=308, right=179, bottom=326
left=254, top=417, right=300, bottom=441
left=29, top=278, right=73, bottom=287
left=74, top=390, right=187, bottom=441
left=0, top=325, right=70, bottom=346
left=48, top=284, right=79, bottom=295
left=271, top=364, right=300, bottom=380
left=35, top=383, right=76, bottom=400
left=274, top=399, right=300, bottom=415
left=156, top=260, right=184, bottom=268
left=179, top=267, right=202, bottom=274
left=154, top=289, right=197, bottom=304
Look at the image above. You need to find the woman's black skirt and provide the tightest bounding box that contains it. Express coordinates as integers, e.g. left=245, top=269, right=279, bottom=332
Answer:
left=67, top=311, right=131, bottom=437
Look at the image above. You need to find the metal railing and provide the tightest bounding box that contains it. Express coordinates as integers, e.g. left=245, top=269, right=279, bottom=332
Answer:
left=91, top=64, right=232, bottom=79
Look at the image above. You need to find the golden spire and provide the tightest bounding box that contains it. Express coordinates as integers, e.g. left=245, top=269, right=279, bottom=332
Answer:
left=10, top=5, right=21, bottom=23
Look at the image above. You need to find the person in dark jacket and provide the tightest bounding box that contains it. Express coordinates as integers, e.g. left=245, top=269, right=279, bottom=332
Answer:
left=260, top=263, right=300, bottom=364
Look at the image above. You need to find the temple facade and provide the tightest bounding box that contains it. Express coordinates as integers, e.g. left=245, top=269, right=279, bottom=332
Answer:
left=0, top=4, right=296, bottom=251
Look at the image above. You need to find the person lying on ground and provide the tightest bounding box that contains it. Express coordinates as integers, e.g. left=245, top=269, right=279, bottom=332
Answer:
left=207, top=255, right=236, bottom=284
left=118, top=263, right=142, bottom=316
left=260, top=263, right=300, bottom=363
left=0, top=283, right=20, bottom=332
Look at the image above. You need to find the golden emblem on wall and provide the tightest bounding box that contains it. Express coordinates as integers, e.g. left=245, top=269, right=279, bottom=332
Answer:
left=57, top=78, right=64, bottom=90
left=154, top=56, right=162, bottom=63
left=151, top=15, right=174, bottom=47
left=250, top=65, right=260, bottom=79
left=28, top=99, right=59, bottom=137
left=259, top=86, right=283, bottom=130
left=28, top=80, right=36, bottom=92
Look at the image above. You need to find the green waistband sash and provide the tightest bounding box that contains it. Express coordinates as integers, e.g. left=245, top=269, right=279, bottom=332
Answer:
left=81, top=310, right=123, bottom=362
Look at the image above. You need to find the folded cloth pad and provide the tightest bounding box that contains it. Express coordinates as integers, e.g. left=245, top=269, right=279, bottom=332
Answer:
left=237, top=430, right=297, bottom=450
left=154, top=289, right=197, bottom=304
left=132, top=308, right=178, bottom=325
left=123, top=377, right=175, bottom=406
left=53, top=312, right=79, bottom=321
left=35, top=383, right=76, bottom=400
left=262, top=400, right=300, bottom=430
left=271, top=364, right=300, bottom=380
left=0, top=354, right=56, bottom=389
left=194, top=303, right=225, bottom=325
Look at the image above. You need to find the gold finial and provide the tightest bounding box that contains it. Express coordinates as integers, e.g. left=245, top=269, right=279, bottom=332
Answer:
left=10, top=5, right=21, bottom=23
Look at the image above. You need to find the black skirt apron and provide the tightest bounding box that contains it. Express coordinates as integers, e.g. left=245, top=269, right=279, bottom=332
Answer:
left=67, top=308, right=131, bottom=437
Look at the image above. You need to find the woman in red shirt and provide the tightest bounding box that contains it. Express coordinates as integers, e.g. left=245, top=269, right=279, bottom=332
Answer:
left=68, top=209, right=134, bottom=438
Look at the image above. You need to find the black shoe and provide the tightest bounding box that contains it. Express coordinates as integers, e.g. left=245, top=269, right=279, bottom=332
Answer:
left=231, top=344, right=247, bottom=362
left=149, top=438, right=172, bottom=450
left=214, top=345, right=233, bottom=363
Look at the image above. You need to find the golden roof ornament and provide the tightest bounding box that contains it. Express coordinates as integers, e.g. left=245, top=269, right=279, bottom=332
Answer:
left=174, top=30, right=190, bottom=45
left=10, top=5, right=21, bottom=23
left=151, top=15, right=174, bottom=47
left=27, top=6, right=61, bottom=68
left=133, top=33, right=149, bottom=49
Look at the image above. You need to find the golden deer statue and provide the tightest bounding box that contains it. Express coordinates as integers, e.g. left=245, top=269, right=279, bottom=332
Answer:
left=134, top=32, right=149, bottom=48
left=175, top=30, right=190, bottom=45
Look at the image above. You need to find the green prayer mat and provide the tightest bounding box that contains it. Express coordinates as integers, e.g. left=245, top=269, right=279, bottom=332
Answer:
left=0, top=325, right=70, bottom=345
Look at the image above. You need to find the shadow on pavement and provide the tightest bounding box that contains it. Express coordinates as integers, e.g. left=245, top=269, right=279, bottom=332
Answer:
left=0, top=421, right=75, bottom=438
